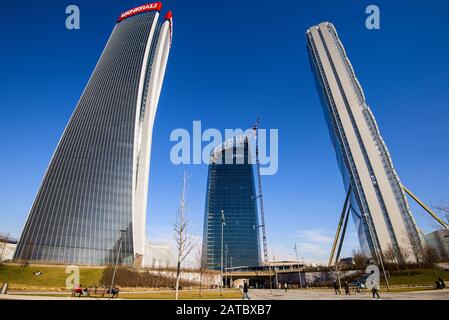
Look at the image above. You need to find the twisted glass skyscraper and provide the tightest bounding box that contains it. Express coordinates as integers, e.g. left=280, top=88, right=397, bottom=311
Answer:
left=307, top=22, right=424, bottom=262
left=203, top=136, right=261, bottom=270
left=14, top=3, right=173, bottom=265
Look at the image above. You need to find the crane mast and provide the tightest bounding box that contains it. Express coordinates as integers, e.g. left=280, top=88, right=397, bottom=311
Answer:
left=253, top=118, right=269, bottom=264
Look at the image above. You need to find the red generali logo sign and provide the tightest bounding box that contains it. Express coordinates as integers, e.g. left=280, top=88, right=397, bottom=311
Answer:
left=117, top=2, right=162, bottom=22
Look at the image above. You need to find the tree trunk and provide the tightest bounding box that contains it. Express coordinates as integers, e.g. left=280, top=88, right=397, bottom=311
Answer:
left=175, top=261, right=181, bottom=300
left=199, top=270, right=203, bottom=297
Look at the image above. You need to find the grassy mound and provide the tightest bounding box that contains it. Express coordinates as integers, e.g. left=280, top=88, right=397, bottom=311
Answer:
left=0, top=264, right=103, bottom=290
left=382, top=268, right=449, bottom=286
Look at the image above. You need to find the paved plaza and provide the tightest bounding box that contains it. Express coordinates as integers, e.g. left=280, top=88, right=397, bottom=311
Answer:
left=1, top=288, right=449, bottom=300
left=248, top=288, right=449, bottom=300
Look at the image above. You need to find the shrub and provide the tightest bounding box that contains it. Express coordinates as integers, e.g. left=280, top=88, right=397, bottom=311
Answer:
left=100, top=266, right=196, bottom=288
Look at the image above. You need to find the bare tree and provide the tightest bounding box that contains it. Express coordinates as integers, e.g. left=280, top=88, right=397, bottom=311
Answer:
left=173, top=172, right=195, bottom=300
left=399, top=246, right=414, bottom=276
left=193, top=241, right=208, bottom=297
left=383, top=245, right=395, bottom=263
left=383, top=244, right=400, bottom=272
left=19, top=242, right=34, bottom=271
left=422, top=245, right=440, bottom=265
left=432, top=203, right=449, bottom=226
left=399, top=247, right=410, bottom=263
left=352, top=250, right=369, bottom=269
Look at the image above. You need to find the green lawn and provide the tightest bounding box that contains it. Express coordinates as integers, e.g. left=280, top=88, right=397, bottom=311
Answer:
left=381, top=268, right=449, bottom=287
left=118, top=290, right=242, bottom=300
left=0, top=264, right=103, bottom=290
left=12, top=289, right=242, bottom=300
left=385, top=286, right=434, bottom=293
left=2, top=263, right=447, bottom=292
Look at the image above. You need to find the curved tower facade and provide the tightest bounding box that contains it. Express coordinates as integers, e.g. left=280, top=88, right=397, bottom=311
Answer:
left=306, top=22, right=424, bottom=262
left=203, top=136, right=261, bottom=270
left=14, top=3, right=173, bottom=265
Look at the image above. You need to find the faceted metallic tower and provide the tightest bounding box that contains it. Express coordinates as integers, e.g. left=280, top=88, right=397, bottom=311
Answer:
left=14, top=3, right=173, bottom=265
left=306, top=22, right=424, bottom=262
left=203, top=136, right=261, bottom=270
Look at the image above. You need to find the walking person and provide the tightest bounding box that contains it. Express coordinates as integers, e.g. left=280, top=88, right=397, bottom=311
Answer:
left=344, top=281, right=350, bottom=295
left=242, top=281, right=250, bottom=300
left=438, top=277, right=446, bottom=289
left=284, top=282, right=288, bottom=292
left=370, top=278, right=381, bottom=300
left=333, top=280, right=341, bottom=295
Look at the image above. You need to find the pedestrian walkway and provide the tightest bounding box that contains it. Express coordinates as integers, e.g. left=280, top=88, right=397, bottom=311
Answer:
left=0, top=294, right=102, bottom=300
left=247, top=289, right=449, bottom=300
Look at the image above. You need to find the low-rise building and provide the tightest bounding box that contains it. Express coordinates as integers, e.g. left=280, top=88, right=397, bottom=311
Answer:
left=339, top=257, right=355, bottom=266
left=0, top=236, right=17, bottom=262
left=425, top=229, right=449, bottom=261
left=143, top=242, right=176, bottom=268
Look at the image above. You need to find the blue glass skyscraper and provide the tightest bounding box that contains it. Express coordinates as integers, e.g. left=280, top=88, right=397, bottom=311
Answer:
left=202, top=136, right=261, bottom=270
left=13, top=3, right=173, bottom=266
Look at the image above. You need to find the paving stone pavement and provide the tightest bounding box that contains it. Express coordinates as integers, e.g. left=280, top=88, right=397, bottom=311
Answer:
left=1, top=289, right=448, bottom=300
left=247, top=288, right=449, bottom=300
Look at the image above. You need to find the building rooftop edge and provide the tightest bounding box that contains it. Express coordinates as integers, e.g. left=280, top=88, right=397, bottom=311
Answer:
left=117, top=2, right=164, bottom=23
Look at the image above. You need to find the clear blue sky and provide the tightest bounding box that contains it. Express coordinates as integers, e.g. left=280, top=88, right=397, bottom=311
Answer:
left=1, top=1, right=448, bottom=264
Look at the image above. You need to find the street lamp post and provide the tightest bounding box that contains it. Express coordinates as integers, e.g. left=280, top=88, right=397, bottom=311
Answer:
left=230, top=257, right=233, bottom=288
left=294, top=243, right=303, bottom=288
left=110, top=229, right=126, bottom=299
left=225, top=244, right=228, bottom=288
left=220, top=210, right=225, bottom=296
left=274, top=265, right=279, bottom=294
left=273, top=251, right=279, bottom=294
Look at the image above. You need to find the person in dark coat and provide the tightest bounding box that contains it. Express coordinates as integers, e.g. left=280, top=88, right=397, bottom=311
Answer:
left=333, top=280, right=341, bottom=295
left=344, top=281, right=350, bottom=295
left=438, top=278, right=446, bottom=289
left=242, top=281, right=250, bottom=300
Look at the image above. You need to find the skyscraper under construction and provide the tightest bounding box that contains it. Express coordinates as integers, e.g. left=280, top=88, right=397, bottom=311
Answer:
left=202, top=136, right=261, bottom=270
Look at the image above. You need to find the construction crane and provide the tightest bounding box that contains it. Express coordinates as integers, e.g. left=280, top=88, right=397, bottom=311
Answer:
left=253, top=118, right=269, bottom=264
